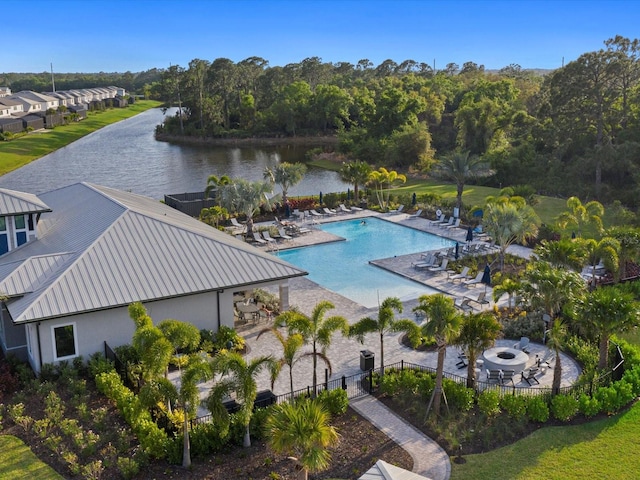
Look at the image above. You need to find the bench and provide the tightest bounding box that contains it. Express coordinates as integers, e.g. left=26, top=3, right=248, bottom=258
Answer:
left=486, top=369, right=502, bottom=384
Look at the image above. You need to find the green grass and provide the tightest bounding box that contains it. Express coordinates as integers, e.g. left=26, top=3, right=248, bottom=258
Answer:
left=450, top=401, right=640, bottom=480
left=0, top=435, right=63, bottom=480
left=0, top=100, right=162, bottom=176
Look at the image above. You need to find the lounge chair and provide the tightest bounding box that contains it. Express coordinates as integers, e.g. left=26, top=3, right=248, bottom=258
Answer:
left=537, top=350, right=555, bottom=371
left=407, top=209, right=423, bottom=220
left=439, top=217, right=454, bottom=228
left=413, top=254, right=438, bottom=269
left=429, top=214, right=445, bottom=226
left=252, top=232, right=268, bottom=245
left=428, top=258, right=449, bottom=274
left=521, top=367, right=540, bottom=386
left=338, top=204, right=352, bottom=214
left=454, top=298, right=473, bottom=313
left=513, top=337, right=530, bottom=354
left=230, top=217, right=246, bottom=232
left=464, top=290, right=488, bottom=306
left=277, top=227, right=294, bottom=242
left=462, top=271, right=484, bottom=287
left=261, top=230, right=278, bottom=246
left=456, top=352, right=468, bottom=369
left=322, top=207, right=337, bottom=216
left=445, top=218, right=462, bottom=229
left=389, top=204, right=404, bottom=214
left=449, top=266, right=471, bottom=283
left=309, top=209, right=324, bottom=217
left=486, top=369, right=501, bottom=384
left=350, top=205, right=364, bottom=212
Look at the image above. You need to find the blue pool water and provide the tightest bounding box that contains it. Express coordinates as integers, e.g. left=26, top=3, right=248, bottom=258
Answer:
left=278, top=217, right=455, bottom=308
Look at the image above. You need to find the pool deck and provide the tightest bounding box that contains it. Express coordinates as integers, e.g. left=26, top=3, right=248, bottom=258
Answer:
left=238, top=210, right=581, bottom=397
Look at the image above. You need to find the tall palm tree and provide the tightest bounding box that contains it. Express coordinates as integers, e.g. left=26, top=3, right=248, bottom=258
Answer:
left=218, top=178, right=275, bottom=236
left=367, top=167, right=406, bottom=211
left=348, top=296, right=420, bottom=375
left=608, top=226, right=640, bottom=281
left=266, top=398, right=339, bottom=480
left=576, top=236, right=620, bottom=289
left=432, top=150, right=491, bottom=209
left=534, top=238, right=586, bottom=271
left=455, top=311, right=502, bottom=388
left=206, top=351, right=278, bottom=447
left=556, top=196, right=604, bottom=238
left=178, top=354, right=211, bottom=468
left=257, top=327, right=305, bottom=401
left=276, top=301, right=349, bottom=395
left=263, top=162, right=307, bottom=204
left=544, top=318, right=567, bottom=395
left=204, top=174, right=231, bottom=200
left=574, top=286, right=639, bottom=370
left=339, top=160, right=372, bottom=204
left=413, top=294, right=462, bottom=416
left=483, top=197, right=540, bottom=270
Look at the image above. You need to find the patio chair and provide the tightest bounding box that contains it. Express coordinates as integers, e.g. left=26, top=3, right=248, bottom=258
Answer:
left=456, top=352, right=468, bottom=369
left=462, top=271, right=484, bottom=287
left=389, top=204, right=404, bottom=214
left=407, top=209, right=423, bottom=220
left=445, top=218, right=462, bottom=229
left=486, top=369, right=501, bottom=384
left=464, top=290, right=488, bottom=306
left=428, top=258, right=449, bottom=274
left=277, top=227, right=294, bottom=242
left=501, top=369, right=516, bottom=386
left=449, top=266, right=471, bottom=283
left=261, top=230, right=278, bottom=246
left=439, top=217, right=454, bottom=228
left=338, top=204, right=352, bottom=214
left=252, top=232, right=268, bottom=245
left=513, top=337, right=530, bottom=354
left=537, top=350, right=555, bottom=371
left=323, top=207, right=337, bottom=216
left=230, top=217, right=246, bottom=233
left=454, top=298, right=473, bottom=313
left=521, top=367, right=540, bottom=386
left=350, top=205, right=364, bottom=212
left=413, top=254, right=438, bottom=269
left=429, top=213, right=445, bottom=226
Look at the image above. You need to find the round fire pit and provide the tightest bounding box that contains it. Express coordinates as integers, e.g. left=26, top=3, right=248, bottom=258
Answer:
left=482, top=347, right=528, bottom=373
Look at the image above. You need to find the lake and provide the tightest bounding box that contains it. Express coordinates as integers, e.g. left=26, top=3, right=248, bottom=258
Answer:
left=0, top=108, right=348, bottom=199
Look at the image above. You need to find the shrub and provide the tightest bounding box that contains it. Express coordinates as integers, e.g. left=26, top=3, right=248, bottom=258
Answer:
left=500, top=394, right=527, bottom=419
left=188, top=422, right=229, bottom=458
left=0, top=362, right=19, bottom=398
left=81, top=460, right=103, bottom=480
left=477, top=390, right=501, bottom=417
left=613, top=379, right=636, bottom=409
left=578, top=393, right=601, bottom=418
left=551, top=394, right=579, bottom=422
left=87, top=353, right=114, bottom=377
left=318, top=388, right=349, bottom=415
left=211, top=325, right=246, bottom=353
left=526, top=396, right=550, bottom=423
left=621, top=365, right=640, bottom=396
left=442, top=379, right=474, bottom=412
left=117, top=457, right=140, bottom=480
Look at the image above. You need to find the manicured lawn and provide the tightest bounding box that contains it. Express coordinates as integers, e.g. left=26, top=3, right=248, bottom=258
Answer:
left=0, top=100, right=162, bottom=176
left=450, top=401, right=640, bottom=480
left=0, top=435, right=63, bottom=480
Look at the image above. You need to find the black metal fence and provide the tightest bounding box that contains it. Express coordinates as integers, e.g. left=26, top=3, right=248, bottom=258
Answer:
left=104, top=341, right=136, bottom=391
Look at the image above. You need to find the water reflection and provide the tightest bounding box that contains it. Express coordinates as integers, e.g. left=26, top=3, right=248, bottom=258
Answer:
left=0, top=108, right=348, bottom=199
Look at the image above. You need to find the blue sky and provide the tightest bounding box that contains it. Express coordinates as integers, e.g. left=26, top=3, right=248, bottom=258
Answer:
left=3, top=0, right=638, bottom=73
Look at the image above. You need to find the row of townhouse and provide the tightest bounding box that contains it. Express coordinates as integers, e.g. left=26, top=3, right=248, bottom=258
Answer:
left=0, top=86, right=127, bottom=133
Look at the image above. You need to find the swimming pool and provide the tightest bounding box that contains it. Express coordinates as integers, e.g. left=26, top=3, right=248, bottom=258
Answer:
left=278, top=217, right=455, bottom=308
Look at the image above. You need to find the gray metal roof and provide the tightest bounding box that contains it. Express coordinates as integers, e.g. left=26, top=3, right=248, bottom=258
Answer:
left=0, top=187, right=52, bottom=215
left=0, top=182, right=307, bottom=323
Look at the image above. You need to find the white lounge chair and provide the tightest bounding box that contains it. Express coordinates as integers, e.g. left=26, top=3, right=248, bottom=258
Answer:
left=277, top=227, right=293, bottom=242
left=230, top=217, right=246, bottom=232
left=252, top=232, right=268, bottom=245
left=338, top=204, right=352, bottom=214
left=389, top=204, right=404, bottom=214
left=463, top=271, right=484, bottom=287
left=428, top=258, right=449, bottom=274
left=413, top=254, right=438, bottom=269
left=445, top=218, right=461, bottom=229
left=309, top=209, right=324, bottom=217
left=439, top=217, right=454, bottom=228
left=429, top=214, right=445, bottom=226
left=350, top=205, right=363, bottom=212
left=464, top=290, right=488, bottom=306
left=407, top=209, right=422, bottom=220
left=323, top=207, right=337, bottom=216
left=261, top=230, right=278, bottom=245
left=454, top=298, right=473, bottom=313
left=449, top=266, right=470, bottom=283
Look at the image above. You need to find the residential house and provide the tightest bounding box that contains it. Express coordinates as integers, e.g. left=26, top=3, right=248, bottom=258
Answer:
left=0, top=183, right=307, bottom=373
left=13, top=91, right=59, bottom=113
left=0, top=98, right=25, bottom=116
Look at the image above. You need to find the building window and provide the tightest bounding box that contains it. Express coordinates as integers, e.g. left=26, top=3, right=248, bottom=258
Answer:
left=14, top=215, right=25, bottom=229
left=52, top=323, right=77, bottom=360
left=0, top=216, right=7, bottom=255
left=14, top=215, right=27, bottom=247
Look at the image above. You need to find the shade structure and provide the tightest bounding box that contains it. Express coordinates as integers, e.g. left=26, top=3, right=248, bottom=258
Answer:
left=347, top=188, right=351, bottom=200
left=481, top=264, right=491, bottom=288
left=319, top=191, right=323, bottom=205
left=285, top=202, right=291, bottom=217
left=466, top=227, right=474, bottom=243
left=412, top=192, right=417, bottom=205
left=454, top=242, right=459, bottom=260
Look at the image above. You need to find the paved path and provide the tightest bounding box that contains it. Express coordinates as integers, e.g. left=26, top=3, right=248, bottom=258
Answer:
left=350, top=395, right=450, bottom=480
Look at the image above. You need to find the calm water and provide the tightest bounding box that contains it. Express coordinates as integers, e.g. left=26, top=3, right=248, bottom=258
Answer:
left=278, top=217, right=454, bottom=308
left=0, top=108, right=348, bottom=199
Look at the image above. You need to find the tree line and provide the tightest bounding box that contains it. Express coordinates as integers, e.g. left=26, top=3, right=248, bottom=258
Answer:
left=154, top=37, right=640, bottom=209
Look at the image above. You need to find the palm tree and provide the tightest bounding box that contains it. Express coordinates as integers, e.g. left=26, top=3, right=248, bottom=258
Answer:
left=218, top=178, right=275, bottom=236
left=608, top=226, right=640, bottom=281
left=257, top=327, right=305, bottom=401
left=199, top=205, right=229, bottom=229
left=207, top=351, right=278, bottom=447
left=576, top=236, right=620, bottom=289
left=483, top=197, right=540, bottom=270
left=455, top=311, right=502, bottom=388
left=204, top=174, right=231, bottom=200
left=544, top=318, right=568, bottom=395
left=534, top=238, right=586, bottom=271
left=556, top=196, right=604, bottom=238
left=432, top=150, right=491, bottom=209
left=339, top=160, right=372, bottom=204
left=266, top=398, right=339, bottom=480
left=413, top=294, right=462, bottom=416
left=348, top=296, right=420, bottom=375
left=367, top=167, right=406, bottom=211
left=276, top=301, right=349, bottom=395
left=574, top=286, right=639, bottom=370
left=178, top=354, right=211, bottom=468
left=492, top=277, right=522, bottom=308
left=264, top=162, right=307, bottom=204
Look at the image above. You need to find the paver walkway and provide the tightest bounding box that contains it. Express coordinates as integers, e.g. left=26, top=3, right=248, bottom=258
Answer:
left=350, top=395, right=450, bottom=480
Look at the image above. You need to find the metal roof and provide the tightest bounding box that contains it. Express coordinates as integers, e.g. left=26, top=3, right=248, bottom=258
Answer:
left=0, top=183, right=307, bottom=323
left=0, top=187, right=52, bottom=215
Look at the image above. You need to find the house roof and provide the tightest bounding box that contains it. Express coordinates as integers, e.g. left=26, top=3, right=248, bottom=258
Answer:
left=0, top=182, right=307, bottom=323
left=359, top=460, right=432, bottom=480
left=0, top=187, right=52, bottom=215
